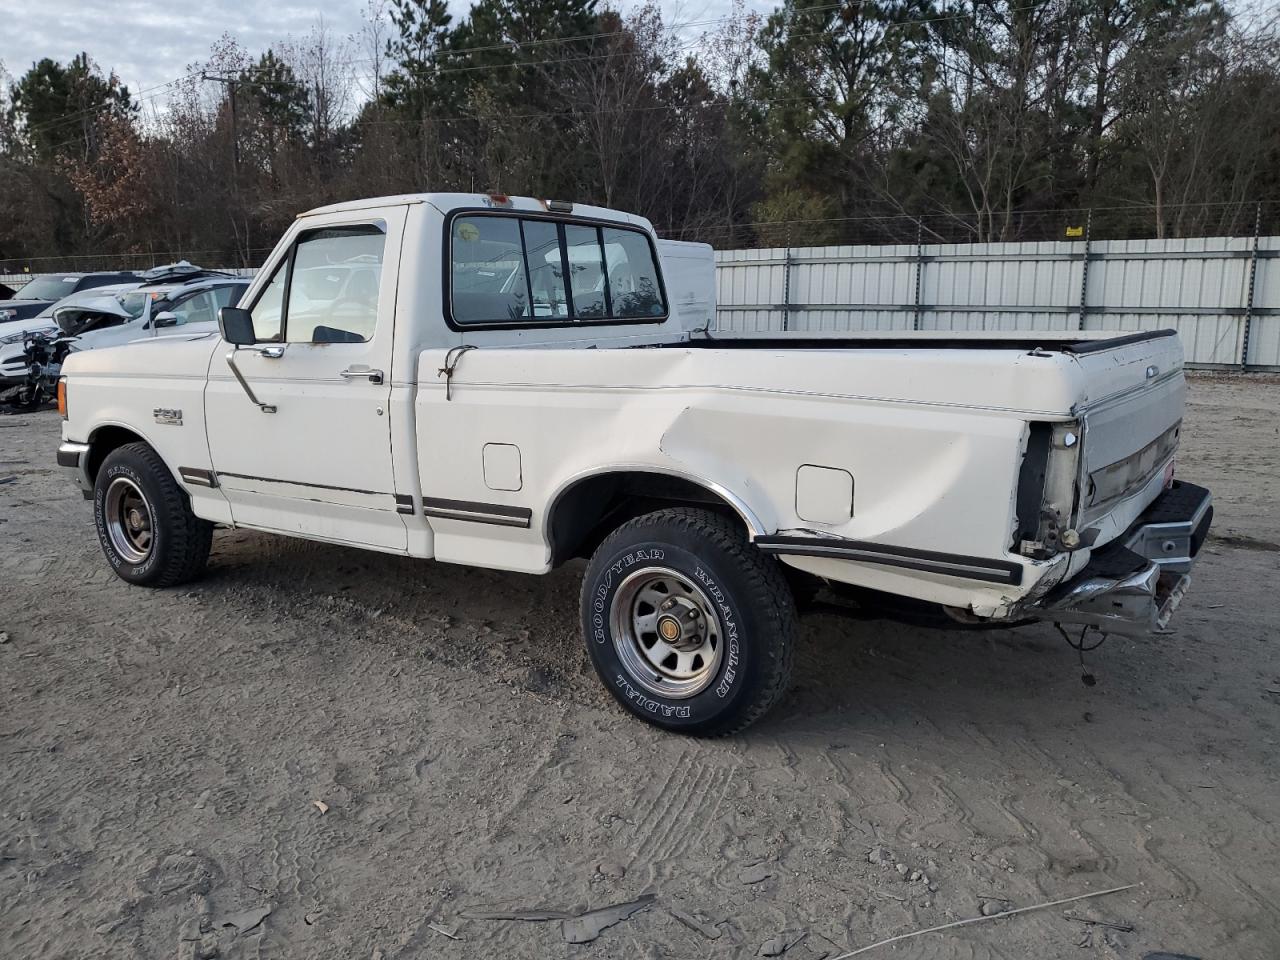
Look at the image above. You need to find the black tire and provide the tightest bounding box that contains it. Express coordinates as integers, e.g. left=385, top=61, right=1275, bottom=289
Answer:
left=580, top=508, right=796, bottom=736
left=5, top=386, right=44, bottom=412
left=93, top=442, right=213, bottom=587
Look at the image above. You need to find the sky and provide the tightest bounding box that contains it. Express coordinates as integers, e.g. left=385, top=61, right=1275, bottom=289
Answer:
left=0, top=0, right=776, bottom=106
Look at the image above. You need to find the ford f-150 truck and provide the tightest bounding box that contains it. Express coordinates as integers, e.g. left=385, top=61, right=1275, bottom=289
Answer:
left=56, top=193, right=1213, bottom=735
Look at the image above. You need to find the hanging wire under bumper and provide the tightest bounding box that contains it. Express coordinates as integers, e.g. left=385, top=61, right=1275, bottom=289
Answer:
left=1027, top=481, right=1211, bottom=636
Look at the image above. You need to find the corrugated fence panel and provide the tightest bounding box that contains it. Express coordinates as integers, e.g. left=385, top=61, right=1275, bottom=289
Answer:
left=714, top=236, right=1279, bottom=367
left=1085, top=237, right=1251, bottom=365
left=1083, top=312, right=1243, bottom=365
left=715, top=248, right=787, bottom=332
left=8, top=244, right=1279, bottom=366
left=921, top=240, right=1084, bottom=334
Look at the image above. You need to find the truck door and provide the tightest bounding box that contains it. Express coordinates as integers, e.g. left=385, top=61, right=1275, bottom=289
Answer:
left=204, top=208, right=408, bottom=551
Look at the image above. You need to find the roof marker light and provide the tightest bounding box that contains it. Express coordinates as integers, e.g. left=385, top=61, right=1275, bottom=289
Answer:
left=544, top=199, right=573, bottom=213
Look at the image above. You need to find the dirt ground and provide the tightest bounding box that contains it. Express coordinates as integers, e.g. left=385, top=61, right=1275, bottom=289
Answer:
left=2, top=374, right=1278, bottom=960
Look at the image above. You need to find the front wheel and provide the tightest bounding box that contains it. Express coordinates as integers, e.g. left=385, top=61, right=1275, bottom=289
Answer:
left=580, top=508, right=796, bottom=736
left=94, top=442, right=213, bottom=587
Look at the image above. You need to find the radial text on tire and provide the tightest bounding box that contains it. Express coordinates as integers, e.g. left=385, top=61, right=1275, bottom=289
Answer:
left=579, top=508, right=796, bottom=735
left=93, top=441, right=214, bottom=587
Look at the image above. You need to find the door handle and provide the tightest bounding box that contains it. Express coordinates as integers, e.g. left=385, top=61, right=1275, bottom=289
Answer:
left=340, top=366, right=384, bottom=384
left=254, top=345, right=285, bottom=359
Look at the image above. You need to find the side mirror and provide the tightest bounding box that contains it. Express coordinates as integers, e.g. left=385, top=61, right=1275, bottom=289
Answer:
left=152, top=310, right=177, bottom=328
left=218, top=306, right=255, bottom=345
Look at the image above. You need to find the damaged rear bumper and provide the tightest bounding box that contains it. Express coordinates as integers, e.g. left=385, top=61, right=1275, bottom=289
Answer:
left=1028, top=481, right=1212, bottom=635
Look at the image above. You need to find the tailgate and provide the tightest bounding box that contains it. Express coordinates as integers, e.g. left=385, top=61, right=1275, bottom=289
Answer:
left=1071, top=332, right=1186, bottom=539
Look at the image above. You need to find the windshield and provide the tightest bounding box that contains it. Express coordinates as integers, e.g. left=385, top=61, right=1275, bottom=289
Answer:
left=15, top=276, right=78, bottom=301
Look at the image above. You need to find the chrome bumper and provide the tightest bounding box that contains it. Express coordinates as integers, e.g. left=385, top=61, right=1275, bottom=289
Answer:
left=1122, top=480, right=1213, bottom=574
left=57, top=441, right=93, bottom=498
left=1031, top=481, right=1211, bottom=635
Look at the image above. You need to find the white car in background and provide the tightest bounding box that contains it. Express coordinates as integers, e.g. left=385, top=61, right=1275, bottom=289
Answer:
left=0, top=273, right=249, bottom=389
left=59, top=274, right=249, bottom=344
left=0, top=283, right=141, bottom=388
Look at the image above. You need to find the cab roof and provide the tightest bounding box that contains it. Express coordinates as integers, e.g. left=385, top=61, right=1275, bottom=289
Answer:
left=298, top=193, right=655, bottom=233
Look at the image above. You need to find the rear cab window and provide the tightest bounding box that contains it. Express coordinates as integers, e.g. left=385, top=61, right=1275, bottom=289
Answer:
left=448, top=212, right=667, bottom=327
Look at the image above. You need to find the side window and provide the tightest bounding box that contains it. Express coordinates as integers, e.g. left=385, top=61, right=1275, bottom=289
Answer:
left=169, top=291, right=216, bottom=326
left=449, top=215, right=667, bottom=326
left=212, top=284, right=244, bottom=309
left=564, top=224, right=607, bottom=319
left=249, top=260, right=287, bottom=342
left=285, top=225, right=386, bottom=343
left=450, top=216, right=529, bottom=324
left=602, top=228, right=665, bottom=318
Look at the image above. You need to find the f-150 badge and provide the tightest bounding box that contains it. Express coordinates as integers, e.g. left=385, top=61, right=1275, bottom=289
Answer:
left=153, top=408, right=183, bottom=426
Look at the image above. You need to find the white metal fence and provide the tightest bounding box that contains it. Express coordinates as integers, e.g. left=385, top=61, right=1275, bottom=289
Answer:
left=7, top=236, right=1279, bottom=368
left=715, top=236, right=1280, bottom=369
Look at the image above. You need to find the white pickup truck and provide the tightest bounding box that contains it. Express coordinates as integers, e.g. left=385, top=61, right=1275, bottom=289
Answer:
left=56, top=193, right=1213, bottom=734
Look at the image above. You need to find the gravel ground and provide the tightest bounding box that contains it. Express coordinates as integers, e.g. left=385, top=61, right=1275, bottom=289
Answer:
left=1, top=374, right=1278, bottom=960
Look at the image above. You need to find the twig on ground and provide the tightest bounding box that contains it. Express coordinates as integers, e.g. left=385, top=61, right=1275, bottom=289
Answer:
left=1062, top=912, right=1134, bottom=932
left=827, top=883, right=1139, bottom=959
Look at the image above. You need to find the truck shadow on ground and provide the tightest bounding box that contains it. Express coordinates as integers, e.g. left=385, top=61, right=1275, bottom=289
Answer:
left=200, top=527, right=1183, bottom=745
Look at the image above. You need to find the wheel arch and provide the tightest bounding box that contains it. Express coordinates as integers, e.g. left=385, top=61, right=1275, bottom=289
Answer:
left=85, top=423, right=156, bottom=486
left=545, top=465, right=769, bottom=567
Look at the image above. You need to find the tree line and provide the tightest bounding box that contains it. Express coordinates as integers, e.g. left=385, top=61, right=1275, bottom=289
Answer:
left=2, top=0, right=1278, bottom=270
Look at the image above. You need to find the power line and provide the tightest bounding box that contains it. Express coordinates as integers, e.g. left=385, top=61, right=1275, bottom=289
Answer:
left=19, top=73, right=198, bottom=141
left=205, top=1, right=1007, bottom=89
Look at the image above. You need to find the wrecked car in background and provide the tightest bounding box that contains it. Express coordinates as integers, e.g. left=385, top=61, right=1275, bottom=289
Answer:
left=1, top=265, right=247, bottom=409
left=0, top=271, right=140, bottom=325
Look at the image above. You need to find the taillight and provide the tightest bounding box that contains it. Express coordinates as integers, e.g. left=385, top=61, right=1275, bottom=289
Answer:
left=57, top=377, right=68, bottom=418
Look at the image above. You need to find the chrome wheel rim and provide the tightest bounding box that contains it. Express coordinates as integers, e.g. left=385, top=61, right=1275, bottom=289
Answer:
left=105, top=477, right=154, bottom=564
left=609, top=566, right=723, bottom=699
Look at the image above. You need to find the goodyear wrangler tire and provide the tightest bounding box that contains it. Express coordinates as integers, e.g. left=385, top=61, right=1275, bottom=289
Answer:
left=93, top=442, right=213, bottom=587
left=580, top=508, right=796, bottom=736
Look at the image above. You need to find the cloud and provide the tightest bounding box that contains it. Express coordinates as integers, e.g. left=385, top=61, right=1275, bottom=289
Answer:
left=2, top=0, right=369, bottom=93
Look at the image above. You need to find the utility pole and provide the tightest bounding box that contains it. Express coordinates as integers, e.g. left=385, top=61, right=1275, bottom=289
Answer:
left=202, top=73, right=240, bottom=171
left=203, top=72, right=245, bottom=264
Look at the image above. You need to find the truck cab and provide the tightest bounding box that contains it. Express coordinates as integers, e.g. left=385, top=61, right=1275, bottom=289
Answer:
left=56, top=193, right=1211, bottom=735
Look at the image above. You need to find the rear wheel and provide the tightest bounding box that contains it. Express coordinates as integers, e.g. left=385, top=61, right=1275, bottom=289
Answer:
left=580, top=508, right=796, bottom=736
left=94, top=442, right=213, bottom=587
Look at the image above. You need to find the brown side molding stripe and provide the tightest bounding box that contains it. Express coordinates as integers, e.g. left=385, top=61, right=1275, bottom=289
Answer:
left=216, top=471, right=388, bottom=497
left=395, top=494, right=415, bottom=516
left=755, top=535, right=1023, bottom=585
left=422, top=497, right=532, bottom=529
